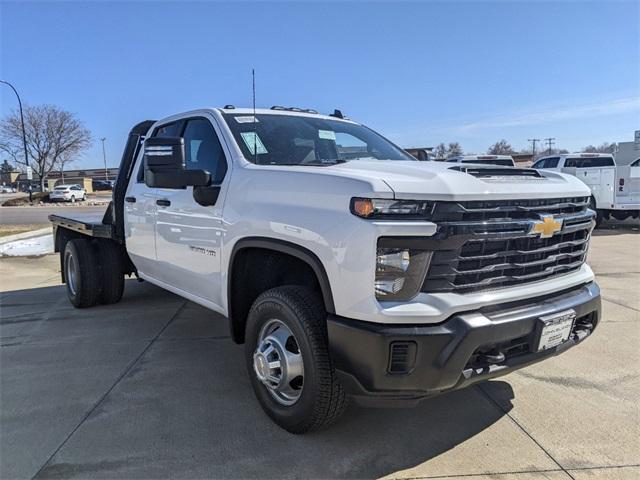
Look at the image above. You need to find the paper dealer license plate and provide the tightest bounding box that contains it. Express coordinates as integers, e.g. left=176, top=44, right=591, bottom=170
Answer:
left=536, top=309, right=576, bottom=351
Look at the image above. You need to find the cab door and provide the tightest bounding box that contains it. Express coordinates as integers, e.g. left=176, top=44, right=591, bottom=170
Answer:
left=123, top=148, right=159, bottom=277
left=153, top=115, right=230, bottom=307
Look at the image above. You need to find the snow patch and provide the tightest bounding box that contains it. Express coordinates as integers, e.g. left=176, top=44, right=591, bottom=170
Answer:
left=0, top=234, right=54, bottom=257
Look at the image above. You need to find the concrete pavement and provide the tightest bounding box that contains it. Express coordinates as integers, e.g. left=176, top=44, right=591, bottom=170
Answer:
left=0, top=228, right=638, bottom=479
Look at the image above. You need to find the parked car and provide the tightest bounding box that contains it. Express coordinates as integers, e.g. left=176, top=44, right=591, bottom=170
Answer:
left=533, top=153, right=640, bottom=223
left=19, top=182, right=47, bottom=193
left=0, top=185, right=17, bottom=193
left=49, top=106, right=600, bottom=433
left=446, top=154, right=516, bottom=167
left=49, top=184, right=87, bottom=202
left=92, top=179, right=114, bottom=191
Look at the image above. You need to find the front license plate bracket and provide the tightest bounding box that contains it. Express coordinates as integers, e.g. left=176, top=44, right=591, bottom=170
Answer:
left=535, top=309, right=576, bottom=352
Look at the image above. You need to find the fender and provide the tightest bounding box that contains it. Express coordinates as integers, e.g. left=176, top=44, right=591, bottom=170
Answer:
left=227, top=236, right=336, bottom=317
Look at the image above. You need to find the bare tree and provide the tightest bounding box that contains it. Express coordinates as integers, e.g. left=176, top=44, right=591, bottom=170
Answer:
left=487, top=139, right=515, bottom=155
left=0, top=104, right=92, bottom=190
left=433, top=142, right=447, bottom=160
left=446, top=142, right=463, bottom=158
left=583, top=142, right=617, bottom=154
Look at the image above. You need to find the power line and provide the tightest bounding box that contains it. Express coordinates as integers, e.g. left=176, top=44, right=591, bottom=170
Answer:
left=528, top=138, right=541, bottom=158
left=544, top=137, right=556, bottom=154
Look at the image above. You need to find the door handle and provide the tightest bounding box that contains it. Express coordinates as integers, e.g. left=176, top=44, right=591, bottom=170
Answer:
left=125, top=196, right=136, bottom=203
left=156, top=199, right=171, bottom=207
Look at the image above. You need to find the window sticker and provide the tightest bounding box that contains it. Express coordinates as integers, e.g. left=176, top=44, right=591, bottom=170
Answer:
left=235, top=116, right=259, bottom=124
left=318, top=129, right=336, bottom=141
left=240, top=131, right=268, bottom=155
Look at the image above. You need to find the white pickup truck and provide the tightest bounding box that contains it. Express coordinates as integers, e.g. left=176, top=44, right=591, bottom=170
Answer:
left=533, top=153, right=640, bottom=223
left=50, top=106, right=601, bottom=433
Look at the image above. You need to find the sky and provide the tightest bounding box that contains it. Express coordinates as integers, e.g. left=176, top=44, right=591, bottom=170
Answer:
left=1, top=0, right=639, bottom=169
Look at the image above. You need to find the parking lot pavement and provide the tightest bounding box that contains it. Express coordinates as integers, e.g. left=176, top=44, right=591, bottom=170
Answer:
left=1, top=229, right=638, bottom=479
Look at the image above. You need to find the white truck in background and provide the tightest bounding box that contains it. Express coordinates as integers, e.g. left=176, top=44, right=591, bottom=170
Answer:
left=533, top=152, right=640, bottom=224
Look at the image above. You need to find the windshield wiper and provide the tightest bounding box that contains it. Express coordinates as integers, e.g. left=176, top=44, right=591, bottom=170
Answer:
left=266, top=160, right=348, bottom=166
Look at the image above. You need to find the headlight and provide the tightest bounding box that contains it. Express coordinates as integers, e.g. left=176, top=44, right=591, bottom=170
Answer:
left=375, top=245, right=432, bottom=301
left=351, top=198, right=435, bottom=219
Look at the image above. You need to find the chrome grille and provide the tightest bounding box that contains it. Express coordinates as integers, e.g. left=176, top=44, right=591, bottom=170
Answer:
left=422, top=197, right=594, bottom=293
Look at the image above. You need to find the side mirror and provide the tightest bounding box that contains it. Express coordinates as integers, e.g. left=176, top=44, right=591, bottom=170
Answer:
left=144, top=137, right=210, bottom=188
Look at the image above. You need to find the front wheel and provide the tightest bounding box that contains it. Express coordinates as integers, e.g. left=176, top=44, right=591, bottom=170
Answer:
left=245, top=286, right=346, bottom=433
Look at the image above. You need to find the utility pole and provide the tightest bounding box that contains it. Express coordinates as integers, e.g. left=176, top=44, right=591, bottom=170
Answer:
left=528, top=138, right=541, bottom=159
left=100, top=137, right=108, bottom=181
left=544, top=137, right=556, bottom=155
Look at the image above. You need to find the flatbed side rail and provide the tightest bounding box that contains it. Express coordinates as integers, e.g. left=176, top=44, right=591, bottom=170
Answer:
left=49, top=214, right=114, bottom=239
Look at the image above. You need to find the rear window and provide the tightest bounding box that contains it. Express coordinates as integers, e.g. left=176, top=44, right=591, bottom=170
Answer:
left=564, top=156, right=615, bottom=168
left=54, top=186, right=68, bottom=190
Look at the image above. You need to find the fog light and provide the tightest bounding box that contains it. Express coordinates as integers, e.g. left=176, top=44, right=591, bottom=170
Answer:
left=375, top=277, right=406, bottom=296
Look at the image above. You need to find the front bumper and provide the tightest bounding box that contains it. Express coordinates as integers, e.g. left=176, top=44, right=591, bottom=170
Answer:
left=328, top=281, right=600, bottom=406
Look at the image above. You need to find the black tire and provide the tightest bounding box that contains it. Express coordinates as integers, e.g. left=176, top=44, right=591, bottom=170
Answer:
left=96, top=241, right=125, bottom=304
left=63, top=239, right=101, bottom=308
left=589, top=197, right=604, bottom=227
left=245, top=286, right=346, bottom=433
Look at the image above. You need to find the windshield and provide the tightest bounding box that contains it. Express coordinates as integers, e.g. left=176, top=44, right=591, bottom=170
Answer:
left=461, top=159, right=515, bottom=167
left=222, top=113, right=414, bottom=165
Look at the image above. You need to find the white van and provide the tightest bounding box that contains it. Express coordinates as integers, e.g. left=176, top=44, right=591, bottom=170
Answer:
left=533, top=153, right=640, bottom=222
left=446, top=155, right=515, bottom=167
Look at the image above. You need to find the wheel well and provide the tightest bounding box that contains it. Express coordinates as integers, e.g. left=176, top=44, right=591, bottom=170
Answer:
left=228, top=245, right=331, bottom=344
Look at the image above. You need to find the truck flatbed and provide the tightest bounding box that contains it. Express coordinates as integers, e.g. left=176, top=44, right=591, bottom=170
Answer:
left=49, top=212, right=114, bottom=239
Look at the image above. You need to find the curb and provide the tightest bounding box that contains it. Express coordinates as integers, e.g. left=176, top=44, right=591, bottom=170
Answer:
left=0, top=227, right=53, bottom=245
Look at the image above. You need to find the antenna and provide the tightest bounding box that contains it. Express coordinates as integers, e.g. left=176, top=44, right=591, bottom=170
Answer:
left=252, top=68, right=258, bottom=164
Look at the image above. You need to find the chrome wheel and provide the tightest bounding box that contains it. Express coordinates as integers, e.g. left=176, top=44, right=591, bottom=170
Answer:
left=65, top=252, right=78, bottom=296
left=253, top=319, right=304, bottom=406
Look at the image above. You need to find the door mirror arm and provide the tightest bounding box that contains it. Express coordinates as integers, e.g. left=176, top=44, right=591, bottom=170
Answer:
left=193, top=184, right=221, bottom=206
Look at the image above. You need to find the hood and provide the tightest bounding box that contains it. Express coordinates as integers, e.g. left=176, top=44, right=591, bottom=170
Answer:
left=325, top=160, right=591, bottom=201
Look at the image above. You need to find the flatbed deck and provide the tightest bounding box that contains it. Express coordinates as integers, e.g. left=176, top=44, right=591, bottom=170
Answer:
left=49, top=213, right=114, bottom=239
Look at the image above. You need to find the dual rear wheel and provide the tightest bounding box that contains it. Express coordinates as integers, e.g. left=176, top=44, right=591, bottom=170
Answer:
left=63, top=239, right=125, bottom=308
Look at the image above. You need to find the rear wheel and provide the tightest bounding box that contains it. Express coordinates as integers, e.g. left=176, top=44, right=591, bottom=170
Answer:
left=96, top=241, right=125, bottom=304
left=70, top=195, right=76, bottom=203
left=64, top=239, right=101, bottom=308
left=245, top=286, right=346, bottom=433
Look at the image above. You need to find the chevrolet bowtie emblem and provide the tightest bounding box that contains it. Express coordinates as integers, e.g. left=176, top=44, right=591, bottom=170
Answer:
left=530, top=215, right=563, bottom=238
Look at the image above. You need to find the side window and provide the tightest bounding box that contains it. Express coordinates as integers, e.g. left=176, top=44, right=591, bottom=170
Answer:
left=182, top=118, right=228, bottom=183
left=137, top=121, right=183, bottom=183
left=631, top=159, right=640, bottom=167
left=546, top=158, right=559, bottom=168
left=532, top=160, right=544, bottom=169
left=564, top=158, right=578, bottom=168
